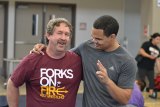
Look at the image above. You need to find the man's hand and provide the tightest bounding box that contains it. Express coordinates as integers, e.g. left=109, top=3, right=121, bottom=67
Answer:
left=96, top=60, right=111, bottom=85
left=30, top=43, right=46, bottom=55
left=96, top=60, right=132, bottom=104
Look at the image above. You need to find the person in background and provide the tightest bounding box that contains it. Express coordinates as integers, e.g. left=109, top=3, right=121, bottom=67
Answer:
left=30, top=15, right=137, bottom=107
left=152, top=57, right=160, bottom=98
left=136, top=80, right=146, bottom=92
left=6, top=18, right=82, bottom=107
left=136, top=33, right=160, bottom=98
left=155, top=57, right=160, bottom=76
left=128, top=80, right=146, bottom=107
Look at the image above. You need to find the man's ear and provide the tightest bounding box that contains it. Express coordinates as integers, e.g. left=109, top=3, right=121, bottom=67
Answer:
left=45, top=33, right=50, bottom=39
left=110, top=34, right=116, bottom=39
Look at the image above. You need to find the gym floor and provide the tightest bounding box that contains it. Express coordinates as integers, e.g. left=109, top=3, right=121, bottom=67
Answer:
left=0, top=79, right=160, bottom=107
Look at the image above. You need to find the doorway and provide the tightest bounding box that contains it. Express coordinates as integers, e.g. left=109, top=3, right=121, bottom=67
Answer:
left=15, top=3, right=75, bottom=59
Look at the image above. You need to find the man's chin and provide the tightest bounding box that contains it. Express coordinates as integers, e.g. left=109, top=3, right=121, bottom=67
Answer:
left=94, top=45, right=100, bottom=49
left=57, top=48, right=67, bottom=52
left=94, top=46, right=103, bottom=50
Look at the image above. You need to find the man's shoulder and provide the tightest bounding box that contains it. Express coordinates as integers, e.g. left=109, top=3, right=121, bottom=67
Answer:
left=117, top=46, right=133, bottom=57
left=116, top=47, right=136, bottom=65
left=72, top=40, right=91, bottom=54
left=21, top=53, right=43, bottom=64
left=142, top=41, right=150, bottom=46
left=67, top=51, right=81, bottom=58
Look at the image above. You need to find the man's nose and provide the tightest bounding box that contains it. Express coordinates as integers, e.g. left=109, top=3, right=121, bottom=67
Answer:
left=61, top=34, right=68, bottom=40
left=92, top=38, right=98, bottom=44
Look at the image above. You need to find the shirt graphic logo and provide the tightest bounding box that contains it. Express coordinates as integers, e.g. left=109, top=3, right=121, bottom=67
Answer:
left=149, top=47, right=159, bottom=57
left=109, top=66, right=114, bottom=71
left=40, top=68, right=73, bottom=99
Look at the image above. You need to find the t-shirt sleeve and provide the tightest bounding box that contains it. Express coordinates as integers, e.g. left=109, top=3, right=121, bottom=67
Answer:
left=118, top=58, right=137, bottom=89
left=141, top=42, right=149, bottom=50
left=10, top=54, right=37, bottom=87
left=71, top=43, right=84, bottom=56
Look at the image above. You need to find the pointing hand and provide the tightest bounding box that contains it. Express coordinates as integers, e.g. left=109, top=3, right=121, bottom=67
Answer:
left=96, top=60, right=110, bottom=85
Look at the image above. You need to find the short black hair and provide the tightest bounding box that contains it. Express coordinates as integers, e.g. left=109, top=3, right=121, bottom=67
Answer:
left=93, top=15, right=119, bottom=37
left=150, top=32, right=160, bottom=41
left=137, top=80, right=146, bottom=91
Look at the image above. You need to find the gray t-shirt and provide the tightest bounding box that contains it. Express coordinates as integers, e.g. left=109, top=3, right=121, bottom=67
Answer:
left=73, top=40, right=137, bottom=107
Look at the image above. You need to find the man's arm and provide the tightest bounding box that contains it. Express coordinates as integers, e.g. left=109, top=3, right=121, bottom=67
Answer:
left=102, top=78, right=132, bottom=104
left=7, top=78, right=19, bottom=107
left=139, top=48, right=155, bottom=60
left=155, top=58, right=160, bottom=75
left=96, top=60, right=132, bottom=104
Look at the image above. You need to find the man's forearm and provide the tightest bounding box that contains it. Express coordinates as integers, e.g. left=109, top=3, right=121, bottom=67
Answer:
left=7, top=78, right=19, bottom=107
left=104, top=79, right=132, bottom=104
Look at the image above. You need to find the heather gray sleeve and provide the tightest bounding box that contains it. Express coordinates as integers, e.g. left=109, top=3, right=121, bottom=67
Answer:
left=118, top=58, right=137, bottom=89
left=70, top=43, right=85, bottom=56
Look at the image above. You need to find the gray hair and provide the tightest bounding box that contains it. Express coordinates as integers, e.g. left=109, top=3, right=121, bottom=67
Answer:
left=46, top=18, right=72, bottom=36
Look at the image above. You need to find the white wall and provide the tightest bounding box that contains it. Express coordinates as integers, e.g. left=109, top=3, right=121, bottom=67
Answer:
left=2, top=0, right=141, bottom=58
left=75, top=0, right=125, bottom=46
left=152, top=0, right=160, bottom=34
left=124, top=0, right=141, bottom=56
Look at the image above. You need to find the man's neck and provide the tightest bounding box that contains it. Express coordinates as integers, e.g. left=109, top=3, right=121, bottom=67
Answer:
left=46, top=48, right=66, bottom=59
left=105, top=42, right=120, bottom=52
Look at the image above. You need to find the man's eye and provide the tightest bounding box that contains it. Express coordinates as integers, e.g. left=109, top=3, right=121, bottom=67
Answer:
left=65, top=33, right=70, bottom=37
left=57, top=32, right=63, bottom=35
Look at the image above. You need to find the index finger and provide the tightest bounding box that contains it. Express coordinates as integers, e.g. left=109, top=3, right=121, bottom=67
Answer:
left=97, top=60, right=106, bottom=71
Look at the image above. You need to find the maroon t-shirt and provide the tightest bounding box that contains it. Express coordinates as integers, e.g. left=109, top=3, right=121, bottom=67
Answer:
left=11, top=51, right=82, bottom=107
